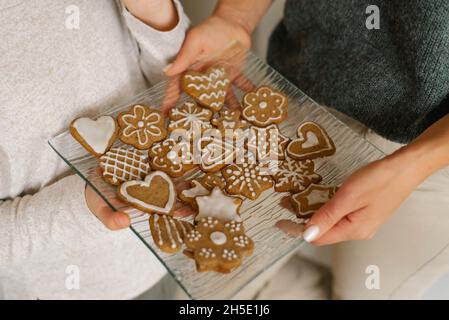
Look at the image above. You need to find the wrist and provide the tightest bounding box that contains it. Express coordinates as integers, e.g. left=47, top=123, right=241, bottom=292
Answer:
left=214, top=2, right=256, bottom=34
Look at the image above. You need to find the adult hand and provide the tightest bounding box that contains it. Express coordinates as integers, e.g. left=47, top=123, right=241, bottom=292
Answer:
left=302, top=149, right=430, bottom=245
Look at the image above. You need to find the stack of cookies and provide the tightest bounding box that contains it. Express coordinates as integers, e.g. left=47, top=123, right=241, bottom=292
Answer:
left=69, top=67, right=338, bottom=274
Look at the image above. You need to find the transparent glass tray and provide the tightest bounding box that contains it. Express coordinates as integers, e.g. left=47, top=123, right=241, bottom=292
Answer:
left=48, top=43, right=384, bottom=300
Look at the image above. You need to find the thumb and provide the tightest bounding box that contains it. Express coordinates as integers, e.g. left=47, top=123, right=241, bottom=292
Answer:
left=164, top=32, right=203, bottom=76
left=302, top=189, right=357, bottom=243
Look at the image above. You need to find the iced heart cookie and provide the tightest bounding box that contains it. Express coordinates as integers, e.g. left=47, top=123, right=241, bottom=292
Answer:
left=168, top=102, right=212, bottom=135
left=149, top=214, right=194, bottom=254
left=286, top=122, right=336, bottom=161
left=117, top=171, right=175, bottom=214
left=221, top=161, right=274, bottom=200
left=242, top=86, right=288, bottom=127
left=182, top=67, right=230, bottom=112
left=271, top=157, right=322, bottom=193
left=211, top=109, right=249, bottom=135
left=247, top=124, right=290, bottom=162
left=291, top=184, right=338, bottom=218
left=195, top=187, right=242, bottom=222
left=70, top=116, right=118, bottom=157
left=179, top=173, right=225, bottom=209
left=99, top=147, right=151, bottom=185
left=184, top=217, right=254, bottom=273
left=149, top=138, right=196, bottom=177
left=117, top=104, right=167, bottom=150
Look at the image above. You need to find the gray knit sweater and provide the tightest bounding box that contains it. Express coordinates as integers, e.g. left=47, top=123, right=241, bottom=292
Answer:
left=268, top=0, right=449, bottom=143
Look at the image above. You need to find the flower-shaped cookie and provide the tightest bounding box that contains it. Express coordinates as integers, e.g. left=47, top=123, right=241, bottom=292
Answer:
left=184, top=217, right=254, bottom=273
left=242, top=86, right=288, bottom=127
left=118, top=105, right=167, bottom=149
left=148, top=138, right=196, bottom=177
left=168, top=102, right=212, bottom=135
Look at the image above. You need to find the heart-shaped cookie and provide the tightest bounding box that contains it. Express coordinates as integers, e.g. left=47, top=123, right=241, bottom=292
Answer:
left=286, top=122, right=336, bottom=160
left=118, top=171, right=175, bottom=214
left=182, top=67, right=230, bottom=112
left=70, top=116, right=118, bottom=157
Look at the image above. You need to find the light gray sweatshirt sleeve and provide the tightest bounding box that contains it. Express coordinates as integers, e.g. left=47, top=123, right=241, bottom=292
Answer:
left=121, top=0, right=190, bottom=84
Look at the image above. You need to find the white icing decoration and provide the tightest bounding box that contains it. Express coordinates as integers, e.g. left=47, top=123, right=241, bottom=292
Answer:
left=224, top=161, right=272, bottom=199
left=162, top=215, right=177, bottom=249
left=287, top=122, right=334, bottom=158
left=119, top=171, right=175, bottom=214
left=99, top=147, right=150, bottom=184
left=210, top=231, right=227, bottom=245
left=301, top=131, right=319, bottom=149
left=195, top=187, right=242, bottom=222
left=152, top=214, right=164, bottom=246
left=181, top=180, right=209, bottom=199
left=72, top=116, right=116, bottom=154
left=306, top=189, right=331, bottom=206
left=242, top=87, right=286, bottom=126
left=272, top=157, right=320, bottom=191
left=121, top=105, right=162, bottom=147
left=247, top=124, right=288, bottom=160
left=168, top=102, right=212, bottom=131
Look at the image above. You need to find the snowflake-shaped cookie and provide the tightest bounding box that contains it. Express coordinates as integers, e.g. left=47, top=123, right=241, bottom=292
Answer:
left=242, top=86, right=288, bottom=127
left=184, top=217, right=254, bottom=273
left=118, top=104, right=167, bottom=149
left=168, top=102, right=212, bottom=135
left=247, top=124, right=290, bottom=162
left=148, top=138, right=196, bottom=177
left=271, top=157, right=322, bottom=193
left=221, top=162, right=274, bottom=200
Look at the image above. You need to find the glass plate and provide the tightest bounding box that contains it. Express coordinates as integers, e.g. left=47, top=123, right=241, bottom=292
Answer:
left=48, top=43, right=384, bottom=300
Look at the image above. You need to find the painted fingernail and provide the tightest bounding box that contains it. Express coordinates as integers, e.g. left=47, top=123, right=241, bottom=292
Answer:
left=303, top=225, right=320, bottom=242
left=163, top=63, right=173, bottom=73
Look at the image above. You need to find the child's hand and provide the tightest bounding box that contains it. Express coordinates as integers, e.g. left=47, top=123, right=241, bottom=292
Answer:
left=164, top=15, right=251, bottom=76
left=123, top=0, right=179, bottom=31
left=85, top=184, right=131, bottom=230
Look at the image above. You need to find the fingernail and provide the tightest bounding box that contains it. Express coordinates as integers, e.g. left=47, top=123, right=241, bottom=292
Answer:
left=115, top=214, right=130, bottom=228
left=303, top=225, right=320, bottom=242
left=163, top=63, right=173, bottom=73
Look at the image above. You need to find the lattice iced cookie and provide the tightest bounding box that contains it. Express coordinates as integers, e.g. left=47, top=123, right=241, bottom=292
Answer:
left=221, top=161, right=274, bottom=200
left=195, top=187, right=242, bottom=222
left=148, top=138, right=196, bottom=177
left=182, top=67, right=230, bottom=112
left=99, top=147, right=151, bottom=185
left=271, top=157, right=322, bottom=193
left=179, top=173, right=225, bottom=209
left=168, top=102, right=212, bottom=135
left=242, top=86, right=288, bottom=127
left=291, top=184, right=338, bottom=218
left=286, top=121, right=336, bottom=161
left=70, top=116, right=118, bottom=157
left=149, top=214, right=194, bottom=254
left=117, top=171, right=176, bottom=214
left=184, top=217, right=254, bottom=273
left=117, top=104, right=167, bottom=150
left=247, top=124, right=290, bottom=162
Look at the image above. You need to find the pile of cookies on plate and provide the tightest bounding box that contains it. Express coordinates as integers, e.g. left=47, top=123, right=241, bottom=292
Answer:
left=69, top=67, right=337, bottom=274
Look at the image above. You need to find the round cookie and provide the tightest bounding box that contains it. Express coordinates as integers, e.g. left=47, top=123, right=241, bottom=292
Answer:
left=242, top=86, right=288, bottom=127
left=149, top=214, right=194, bottom=254
left=117, top=171, right=176, bottom=214
left=117, top=104, right=167, bottom=150
left=70, top=115, right=118, bottom=157
left=99, top=147, right=151, bottom=185
left=182, top=67, right=230, bottom=112
left=286, top=121, right=336, bottom=161
left=184, top=217, right=254, bottom=273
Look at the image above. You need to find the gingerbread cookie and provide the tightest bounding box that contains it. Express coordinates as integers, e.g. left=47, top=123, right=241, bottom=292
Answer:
left=182, top=67, right=230, bottom=112
left=291, top=184, right=338, bottom=218
left=70, top=116, right=118, bottom=157
left=117, top=171, right=176, bottom=214
left=179, top=173, right=225, bottom=209
left=221, top=161, right=274, bottom=200
left=271, top=157, right=322, bottom=193
left=168, top=102, right=212, bottom=135
left=195, top=187, right=242, bottom=222
left=117, top=104, right=167, bottom=150
left=211, top=109, right=249, bottom=135
left=184, top=217, right=254, bottom=273
left=149, top=214, right=194, bottom=254
left=247, top=124, right=289, bottom=162
left=286, top=122, right=336, bottom=161
left=148, top=138, right=195, bottom=177
left=99, top=147, right=151, bottom=185
left=242, top=86, right=288, bottom=127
